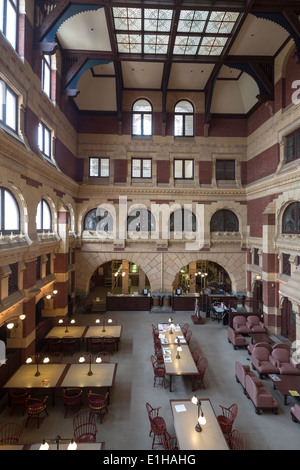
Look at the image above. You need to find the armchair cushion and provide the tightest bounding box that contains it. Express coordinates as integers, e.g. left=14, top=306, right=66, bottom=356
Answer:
left=270, top=349, right=300, bottom=375
left=232, top=316, right=252, bottom=334
left=235, top=361, right=256, bottom=391
left=245, top=375, right=278, bottom=414
left=291, top=405, right=300, bottom=423
left=228, top=327, right=248, bottom=349
left=251, top=346, right=279, bottom=378
left=246, top=315, right=266, bottom=333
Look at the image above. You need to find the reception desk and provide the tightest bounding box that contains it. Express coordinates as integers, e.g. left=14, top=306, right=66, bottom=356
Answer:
left=173, top=294, right=200, bottom=311
left=106, top=294, right=151, bottom=311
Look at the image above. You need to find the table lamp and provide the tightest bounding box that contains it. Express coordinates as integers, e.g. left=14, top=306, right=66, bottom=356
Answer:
left=191, top=396, right=206, bottom=432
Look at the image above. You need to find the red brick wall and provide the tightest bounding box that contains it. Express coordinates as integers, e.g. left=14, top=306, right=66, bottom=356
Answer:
left=245, top=144, right=279, bottom=184
left=23, top=261, right=36, bottom=290
left=247, top=195, right=277, bottom=238
left=54, top=253, right=69, bottom=273
left=157, top=160, right=170, bottom=184
left=55, top=139, right=81, bottom=182
left=114, top=159, right=127, bottom=183
left=199, top=161, right=212, bottom=184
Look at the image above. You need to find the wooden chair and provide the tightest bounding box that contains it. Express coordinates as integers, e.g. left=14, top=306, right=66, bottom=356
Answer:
left=192, top=356, right=208, bottom=391
left=151, top=355, right=167, bottom=388
left=47, top=336, right=62, bottom=353
left=162, top=430, right=179, bottom=450
left=227, top=429, right=246, bottom=450
left=96, top=351, right=111, bottom=363
left=0, top=422, right=22, bottom=444
left=88, top=336, right=103, bottom=354
left=25, top=396, right=49, bottom=428
left=146, top=403, right=167, bottom=449
left=87, top=391, right=109, bottom=423
left=73, top=409, right=98, bottom=443
left=63, top=388, right=83, bottom=418
left=217, top=404, right=238, bottom=435
left=9, top=388, right=29, bottom=416
left=62, top=336, right=76, bottom=355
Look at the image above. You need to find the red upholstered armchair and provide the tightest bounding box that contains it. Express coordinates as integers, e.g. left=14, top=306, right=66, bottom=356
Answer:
left=270, top=348, right=300, bottom=375
left=246, top=315, right=266, bottom=333
left=235, top=361, right=257, bottom=394
left=232, top=316, right=251, bottom=334
left=251, top=346, right=279, bottom=378
left=245, top=375, right=278, bottom=415
left=228, top=327, right=248, bottom=350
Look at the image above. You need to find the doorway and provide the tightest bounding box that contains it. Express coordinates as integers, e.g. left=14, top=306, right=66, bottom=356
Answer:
left=281, top=297, right=296, bottom=341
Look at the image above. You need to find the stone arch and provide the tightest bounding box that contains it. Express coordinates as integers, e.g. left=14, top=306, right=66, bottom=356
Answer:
left=163, top=252, right=246, bottom=294
left=76, top=251, right=163, bottom=295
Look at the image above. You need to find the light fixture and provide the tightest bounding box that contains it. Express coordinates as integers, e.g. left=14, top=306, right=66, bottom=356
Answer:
left=58, top=317, right=75, bottom=333
left=45, top=290, right=58, bottom=300
left=191, top=396, right=206, bottom=432
left=168, top=317, right=175, bottom=334
left=79, top=353, right=102, bottom=376
left=97, top=314, right=112, bottom=332
left=39, top=436, right=77, bottom=450
left=176, top=345, right=182, bottom=359
left=5, top=314, right=26, bottom=330
left=26, top=353, right=50, bottom=376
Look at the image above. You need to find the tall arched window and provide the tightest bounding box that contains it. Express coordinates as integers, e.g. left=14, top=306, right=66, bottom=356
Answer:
left=170, top=209, right=197, bottom=232
left=282, top=202, right=300, bottom=234
left=0, top=187, right=20, bottom=233
left=84, top=208, right=113, bottom=232
left=174, top=100, right=194, bottom=137
left=127, top=209, right=155, bottom=232
left=210, top=209, right=239, bottom=232
left=36, top=199, right=52, bottom=232
left=132, top=99, right=152, bottom=136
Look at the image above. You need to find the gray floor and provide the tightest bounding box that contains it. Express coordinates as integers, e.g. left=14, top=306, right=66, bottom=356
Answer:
left=0, top=308, right=300, bottom=451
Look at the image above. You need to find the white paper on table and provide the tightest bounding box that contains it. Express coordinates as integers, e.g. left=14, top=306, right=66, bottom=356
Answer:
left=175, top=404, right=186, bottom=412
left=164, top=356, right=172, bottom=362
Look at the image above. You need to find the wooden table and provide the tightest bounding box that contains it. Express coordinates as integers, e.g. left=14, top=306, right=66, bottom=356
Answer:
left=45, top=326, right=88, bottom=339
left=162, top=344, right=198, bottom=392
left=84, top=325, right=123, bottom=350
left=269, top=374, right=300, bottom=405
left=170, top=399, right=229, bottom=450
left=158, top=323, right=186, bottom=345
left=249, top=332, right=275, bottom=345
left=3, top=363, right=117, bottom=405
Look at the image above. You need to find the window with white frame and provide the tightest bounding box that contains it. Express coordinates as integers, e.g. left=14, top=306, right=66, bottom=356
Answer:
left=36, top=199, right=52, bottom=232
left=0, top=186, right=20, bottom=233
left=174, top=100, right=194, bottom=137
left=42, top=54, right=51, bottom=98
left=0, top=0, right=18, bottom=50
left=38, top=122, right=51, bottom=159
left=0, top=79, right=18, bottom=131
left=131, top=158, right=152, bottom=178
left=174, top=159, right=194, bottom=179
left=89, top=157, right=110, bottom=177
left=132, top=99, right=152, bottom=136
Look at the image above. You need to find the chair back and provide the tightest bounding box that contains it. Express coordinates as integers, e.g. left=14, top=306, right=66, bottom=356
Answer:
left=63, top=388, right=83, bottom=405
left=227, top=429, right=246, bottom=450
left=73, top=409, right=97, bottom=442
left=26, top=396, right=48, bottom=415
left=96, top=351, right=111, bottom=363
left=0, top=422, right=22, bottom=444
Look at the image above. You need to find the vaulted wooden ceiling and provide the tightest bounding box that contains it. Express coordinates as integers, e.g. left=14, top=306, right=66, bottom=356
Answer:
left=35, top=1, right=300, bottom=122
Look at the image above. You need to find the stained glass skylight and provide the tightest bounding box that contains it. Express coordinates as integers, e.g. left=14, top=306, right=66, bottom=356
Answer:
left=112, top=7, right=240, bottom=57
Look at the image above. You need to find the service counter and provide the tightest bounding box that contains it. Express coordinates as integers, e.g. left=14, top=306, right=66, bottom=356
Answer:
left=173, top=294, right=200, bottom=311
left=106, top=294, right=151, bottom=311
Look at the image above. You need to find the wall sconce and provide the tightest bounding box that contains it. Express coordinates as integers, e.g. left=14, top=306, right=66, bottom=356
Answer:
left=58, top=317, right=75, bottom=333
left=191, top=396, right=206, bottom=432
left=26, top=353, right=50, bottom=376
left=79, top=353, right=102, bottom=376
left=5, top=314, right=26, bottom=330
left=45, top=290, right=58, bottom=300
left=39, top=436, right=77, bottom=450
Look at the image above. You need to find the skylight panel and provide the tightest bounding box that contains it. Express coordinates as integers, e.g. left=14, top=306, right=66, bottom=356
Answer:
left=177, top=10, right=209, bottom=33
left=144, top=34, right=169, bottom=54
left=116, top=33, right=142, bottom=53
left=144, top=9, right=173, bottom=32
left=198, top=36, right=228, bottom=56
left=173, top=35, right=200, bottom=55
left=113, top=7, right=142, bottom=30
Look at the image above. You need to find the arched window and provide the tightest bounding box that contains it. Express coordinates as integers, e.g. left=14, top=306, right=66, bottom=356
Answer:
left=132, top=99, right=152, bottom=136
left=210, top=210, right=239, bottom=232
left=84, top=208, right=113, bottom=232
left=170, top=209, right=197, bottom=232
left=36, top=199, right=52, bottom=232
left=127, top=209, right=155, bottom=232
left=282, top=202, right=300, bottom=234
left=0, top=187, right=20, bottom=233
left=174, top=100, right=194, bottom=137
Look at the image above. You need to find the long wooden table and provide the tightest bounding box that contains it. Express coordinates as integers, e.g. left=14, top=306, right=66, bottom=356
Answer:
left=170, top=399, right=229, bottom=450
left=158, top=323, right=186, bottom=345
left=162, top=344, right=198, bottom=392
left=3, top=363, right=117, bottom=405
left=45, top=325, right=123, bottom=351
